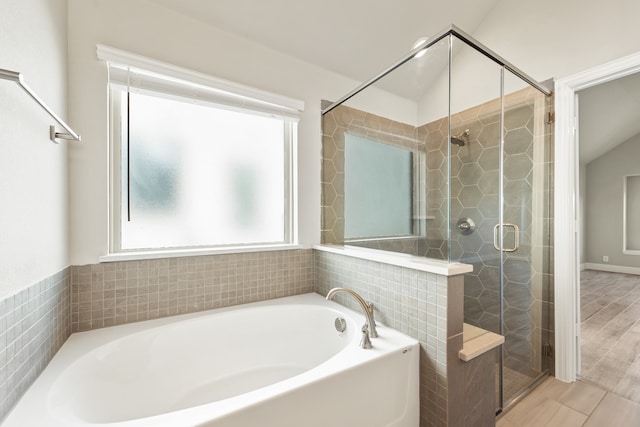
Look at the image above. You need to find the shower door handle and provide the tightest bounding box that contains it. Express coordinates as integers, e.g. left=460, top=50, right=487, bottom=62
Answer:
left=493, top=223, right=520, bottom=252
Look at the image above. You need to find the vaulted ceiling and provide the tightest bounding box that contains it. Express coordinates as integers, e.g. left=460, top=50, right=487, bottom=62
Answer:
left=148, top=0, right=500, bottom=83
left=578, top=72, right=640, bottom=164
left=149, top=0, right=640, bottom=162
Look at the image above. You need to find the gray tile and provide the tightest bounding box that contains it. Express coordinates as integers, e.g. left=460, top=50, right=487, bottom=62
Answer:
left=72, top=250, right=315, bottom=333
left=447, top=334, right=465, bottom=427
left=580, top=332, right=618, bottom=375
left=316, top=250, right=451, bottom=426
left=0, top=268, right=71, bottom=422
left=608, top=330, right=640, bottom=364
left=580, top=299, right=606, bottom=321
left=614, top=373, right=640, bottom=403
left=583, top=301, right=630, bottom=330
left=583, top=355, right=633, bottom=392
left=602, top=313, right=638, bottom=338
left=448, top=276, right=464, bottom=337
left=581, top=271, right=640, bottom=402
left=580, top=321, right=603, bottom=343
left=463, top=348, right=497, bottom=427
left=613, top=358, right=640, bottom=402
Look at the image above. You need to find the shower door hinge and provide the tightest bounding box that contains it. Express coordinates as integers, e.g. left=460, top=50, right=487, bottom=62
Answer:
left=546, top=111, right=555, bottom=124
left=544, top=343, right=554, bottom=358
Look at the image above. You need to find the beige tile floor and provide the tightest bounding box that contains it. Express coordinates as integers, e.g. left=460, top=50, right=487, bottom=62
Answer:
left=498, top=270, right=640, bottom=426
left=580, top=270, right=640, bottom=403
left=497, top=376, right=640, bottom=427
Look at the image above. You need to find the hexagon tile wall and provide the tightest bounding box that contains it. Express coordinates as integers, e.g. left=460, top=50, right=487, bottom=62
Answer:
left=321, top=86, right=554, bottom=395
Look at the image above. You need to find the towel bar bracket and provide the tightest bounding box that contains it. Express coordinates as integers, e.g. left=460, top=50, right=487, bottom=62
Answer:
left=49, top=126, right=77, bottom=143
left=1, top=68, right=81, bottom=143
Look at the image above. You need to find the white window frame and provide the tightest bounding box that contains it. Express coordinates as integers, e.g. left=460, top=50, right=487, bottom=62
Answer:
left=97, top=45, right=303, bottom=261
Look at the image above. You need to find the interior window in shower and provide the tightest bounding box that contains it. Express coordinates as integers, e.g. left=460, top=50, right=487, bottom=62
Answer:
left=344, top=134, right=413, bottom=240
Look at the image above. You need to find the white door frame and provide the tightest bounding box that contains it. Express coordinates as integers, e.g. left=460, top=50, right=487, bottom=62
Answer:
left=554, top=51, right=640, bottom=382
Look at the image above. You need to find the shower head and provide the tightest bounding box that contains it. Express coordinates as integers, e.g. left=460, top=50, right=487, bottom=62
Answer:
left=451, top=129, right=470, bottom=146
left=451, top=136, right=465, bottom=146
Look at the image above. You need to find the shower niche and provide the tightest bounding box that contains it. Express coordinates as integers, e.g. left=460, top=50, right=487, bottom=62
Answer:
left=321, top=25, right=554, bottom=411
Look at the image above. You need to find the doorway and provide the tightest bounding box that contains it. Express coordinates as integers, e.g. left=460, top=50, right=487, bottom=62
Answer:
left=554, top=51, right=640, bottom=383
left=575, top=71, right=640, bottom=402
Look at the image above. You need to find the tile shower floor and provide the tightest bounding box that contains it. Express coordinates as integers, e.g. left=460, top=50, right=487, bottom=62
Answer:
left=503, top=365, right=539, bottom=403
left=580, top=270, right=640, bottom=403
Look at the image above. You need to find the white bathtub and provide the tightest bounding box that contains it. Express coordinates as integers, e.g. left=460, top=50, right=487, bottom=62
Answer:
left=4, top=293, right=419, bottom=427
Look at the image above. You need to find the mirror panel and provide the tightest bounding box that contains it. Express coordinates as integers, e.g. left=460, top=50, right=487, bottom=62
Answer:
left=624, top=174, right=640, bottom=253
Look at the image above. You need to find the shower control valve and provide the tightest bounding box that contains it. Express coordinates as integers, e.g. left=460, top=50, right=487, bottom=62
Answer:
left=456, top=217, right=476, bottom=235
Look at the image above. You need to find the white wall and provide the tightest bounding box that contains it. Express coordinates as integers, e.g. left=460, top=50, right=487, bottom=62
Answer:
left=417, top=34, right=524, bottom=126
left=418, top=0, right=640, bottom=124
left=66, top=0, right=640, bottom=265
left=67, top=0, right=416, bottom=265
left=0, top=0, right=69, bottom=299
left=585, top=134, right=640, bottom=269
left=477, top=0, right=640, bottom=82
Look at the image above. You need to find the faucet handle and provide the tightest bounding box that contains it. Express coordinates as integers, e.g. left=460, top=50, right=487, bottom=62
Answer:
left=360, top=323, right=373, bottom=349
left=366, top=302, right=379, bottom=338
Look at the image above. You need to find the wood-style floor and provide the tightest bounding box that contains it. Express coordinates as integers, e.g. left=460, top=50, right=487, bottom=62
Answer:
left=497, top=270, right=640, bottom=426
left=580, top=270, right=640, bottom=402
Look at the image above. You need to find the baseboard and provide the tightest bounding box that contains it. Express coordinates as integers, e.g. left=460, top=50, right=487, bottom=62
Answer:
left=580, top=263, right=587, bottom=271
left=584, top=263, right=640, bottom=275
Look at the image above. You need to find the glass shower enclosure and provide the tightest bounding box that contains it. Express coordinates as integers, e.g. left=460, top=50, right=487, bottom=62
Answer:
left=321, top=25, right=554, bottom=411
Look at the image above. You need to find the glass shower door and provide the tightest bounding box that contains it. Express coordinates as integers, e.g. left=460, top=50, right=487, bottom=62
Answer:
left=500, top=72, right=553, bottom=405
left=452, top=35, right=554, bottom=411
left=448, top=34, right=506, bottom=408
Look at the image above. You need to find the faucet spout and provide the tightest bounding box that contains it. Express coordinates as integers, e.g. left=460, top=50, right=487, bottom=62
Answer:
left=326, top=287, right=378, bottom=339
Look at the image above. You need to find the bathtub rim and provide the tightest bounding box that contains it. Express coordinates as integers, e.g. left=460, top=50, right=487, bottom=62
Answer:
left=4, top=292, right=419, bottom=427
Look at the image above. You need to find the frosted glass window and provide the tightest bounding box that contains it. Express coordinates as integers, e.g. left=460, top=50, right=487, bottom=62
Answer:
left=344, top=134, right=413, bottom=239
left=625, top=175, right=640, bottom=253
left=114, top=91, right=295, bottom=251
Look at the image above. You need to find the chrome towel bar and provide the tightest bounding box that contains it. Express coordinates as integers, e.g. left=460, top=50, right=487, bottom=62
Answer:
left=0, top=68, right=81, bottom=143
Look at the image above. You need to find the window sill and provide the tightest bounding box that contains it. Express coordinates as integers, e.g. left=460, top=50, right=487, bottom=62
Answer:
left=99, top=244, right=306, bottom=263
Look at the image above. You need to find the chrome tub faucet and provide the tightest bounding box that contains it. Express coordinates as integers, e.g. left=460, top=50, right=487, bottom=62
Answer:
left=326, top=288, right=378, bottom=348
